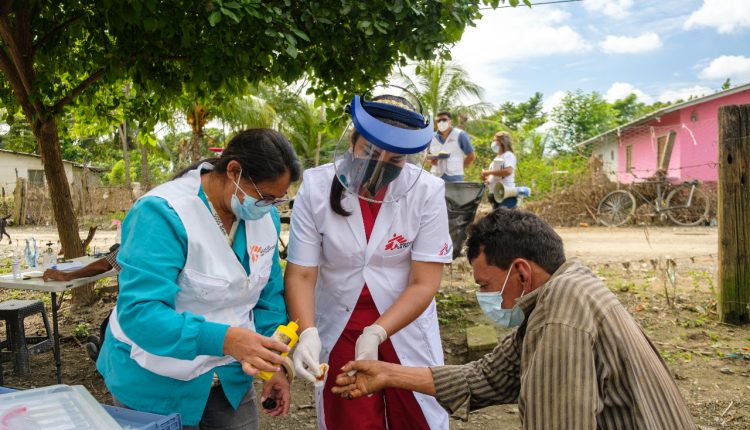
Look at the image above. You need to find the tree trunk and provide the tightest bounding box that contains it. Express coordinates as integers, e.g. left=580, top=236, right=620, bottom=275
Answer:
left=31, top=117, right=94, bottom=304
left=314, top=104, right=324, bottom=167
left=717, top=104, right=750, bottom=325
left=119, top=123, right=131, bottom=189
left=80, top=164, right=89, bottom=217
left=13, top=176, right=26, bottom=226
left=187, top=103, right=208, bottom=163
left=140, top=138, right=150, bottom=188
left=191, top=127, right=203, bottom=163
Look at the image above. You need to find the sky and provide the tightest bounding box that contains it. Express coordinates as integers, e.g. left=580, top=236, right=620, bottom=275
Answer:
left=449, top=0, right=750, bottom=112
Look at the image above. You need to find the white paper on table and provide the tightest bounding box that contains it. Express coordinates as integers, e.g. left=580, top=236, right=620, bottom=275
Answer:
left=51, top=261, right=84, bottom=271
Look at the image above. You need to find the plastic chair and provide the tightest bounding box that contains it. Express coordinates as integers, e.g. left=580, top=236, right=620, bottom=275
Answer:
left=0, top=300, right=54, bottom=378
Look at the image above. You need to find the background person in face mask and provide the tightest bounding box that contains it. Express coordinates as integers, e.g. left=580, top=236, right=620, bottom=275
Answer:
left=332, top=208, right=697, bottom=430
left=427, top=111, right=475, bottom=182
left=97, top=129, right=301, bottom=429
left=481, top=131, right=517, bottom=210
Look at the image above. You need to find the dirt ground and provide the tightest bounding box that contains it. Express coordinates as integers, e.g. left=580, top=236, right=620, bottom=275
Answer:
left=1, top=224, right=748, bottom=429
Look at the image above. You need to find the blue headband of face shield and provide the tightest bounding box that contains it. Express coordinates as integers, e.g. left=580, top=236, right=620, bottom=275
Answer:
left=348, top=95, right=434, bottom=154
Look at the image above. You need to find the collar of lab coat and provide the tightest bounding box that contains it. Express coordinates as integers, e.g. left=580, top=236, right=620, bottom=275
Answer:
left=340, top=163, right=422, bottom=263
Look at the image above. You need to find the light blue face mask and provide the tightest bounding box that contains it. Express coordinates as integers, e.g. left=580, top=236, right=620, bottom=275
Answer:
left=230, top=170, right=273, bottom=221
left=476, top=265, right=526, bottom=328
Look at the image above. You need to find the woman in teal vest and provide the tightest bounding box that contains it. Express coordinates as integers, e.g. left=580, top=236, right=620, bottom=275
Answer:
left=98, top=129, right=300, bottom=429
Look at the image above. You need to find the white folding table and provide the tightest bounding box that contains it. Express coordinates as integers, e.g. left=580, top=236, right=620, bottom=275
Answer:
left=0, top=257, right=116, bottom=383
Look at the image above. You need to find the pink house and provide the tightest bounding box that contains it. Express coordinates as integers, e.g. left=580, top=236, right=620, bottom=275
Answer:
left=582, top=82, right=750, bottom=184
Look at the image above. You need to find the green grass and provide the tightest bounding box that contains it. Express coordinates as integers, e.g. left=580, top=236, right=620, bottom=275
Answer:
left=436, top=292, right=475, bottom=328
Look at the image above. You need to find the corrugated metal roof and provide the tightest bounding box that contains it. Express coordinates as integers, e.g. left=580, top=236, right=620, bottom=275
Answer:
left=0, top=148, right=106, bottom=172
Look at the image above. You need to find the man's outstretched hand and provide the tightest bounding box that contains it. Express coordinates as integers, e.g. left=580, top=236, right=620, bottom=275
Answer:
left=42, top=269, right=71, bottom=282
left=331, top=360, right=391, bottom=399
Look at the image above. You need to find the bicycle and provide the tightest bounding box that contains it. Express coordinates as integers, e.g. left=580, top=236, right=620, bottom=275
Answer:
left=597, top=173, right=710, bottom=227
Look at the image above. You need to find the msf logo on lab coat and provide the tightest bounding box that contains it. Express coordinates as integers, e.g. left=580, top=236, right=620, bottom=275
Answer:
left=250, top=245, right=275, bottom=263
left=385, top=234, right=413, bottom=251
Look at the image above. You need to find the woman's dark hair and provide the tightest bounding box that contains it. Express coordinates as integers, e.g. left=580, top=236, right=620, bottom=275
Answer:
left=330, top=95, right=419, bottom=217
left=174, top=129, right=301, bottom=184
left=465, top=208, right=565, bottom=275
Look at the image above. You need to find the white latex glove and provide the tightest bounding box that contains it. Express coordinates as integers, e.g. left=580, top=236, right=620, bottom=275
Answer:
left=354, top=324, right=388, bottom=361
left=293, top=327, right=322, bottom=383
left=349, top=324, right=388, bottom=379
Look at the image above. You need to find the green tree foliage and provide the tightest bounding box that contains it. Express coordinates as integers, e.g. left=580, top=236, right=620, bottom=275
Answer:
left=497, top=91, right=546, bottom=130
left=0, top=1, right=506, bottom=270
left=0, top=111, right=36, bottom=152
left=106, top=159, right=137, bottom=185
left=395, top=59, right=493, bottom=124
left=216, top=82, right=340, bottom=164
left=549, top=90, right=617, bottom=154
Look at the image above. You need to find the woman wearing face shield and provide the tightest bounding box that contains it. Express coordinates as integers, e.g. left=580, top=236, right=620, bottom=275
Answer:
left=97, top=129, right=301, bottom=429
left=285, top=94, right=453, bottom=429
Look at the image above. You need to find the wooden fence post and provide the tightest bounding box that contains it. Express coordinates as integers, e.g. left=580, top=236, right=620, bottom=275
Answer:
left=718, top=104, right=750, bottom=325
left=13, top=177, right=27, bottom=226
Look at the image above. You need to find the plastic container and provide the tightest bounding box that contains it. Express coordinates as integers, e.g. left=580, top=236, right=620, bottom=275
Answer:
left=257, top=321, right=299, bottom=381
left=42, top=242, right=55, bottom=270
left=0, top=387, right=181, bottom=430
left=11, top=253, right=21, bottom=279
left=0, top=385, right=123, bottom=429
left=102, top=405, right=181, bottom=430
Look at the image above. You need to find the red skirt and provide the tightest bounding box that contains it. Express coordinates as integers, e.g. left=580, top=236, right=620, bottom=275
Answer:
left=322, top=287, right=430, bottom=430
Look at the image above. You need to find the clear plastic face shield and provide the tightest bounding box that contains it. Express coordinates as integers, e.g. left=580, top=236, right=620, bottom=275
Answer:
left=333, top=94, right=433, bottom=203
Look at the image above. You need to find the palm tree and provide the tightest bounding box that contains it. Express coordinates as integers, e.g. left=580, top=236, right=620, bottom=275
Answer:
left=216, top=82, right=334, bottom=163
left=394, top=60, right=493, bottom=126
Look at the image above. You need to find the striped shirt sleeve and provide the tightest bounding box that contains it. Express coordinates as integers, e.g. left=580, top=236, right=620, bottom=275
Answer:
left=430, top=329, right=522, bottom=420
left=104, top=248, right=121, bottom=272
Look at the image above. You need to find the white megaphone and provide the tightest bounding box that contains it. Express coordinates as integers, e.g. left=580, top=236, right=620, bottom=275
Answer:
left=492, top=183, right=531, bottom=204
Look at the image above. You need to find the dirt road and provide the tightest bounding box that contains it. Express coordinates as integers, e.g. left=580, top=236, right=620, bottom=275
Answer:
left=0, top=226, right=119, bottom=258
left=0, top=225, right=717, bottom=263
left=557, top=226, right=717, bottom=263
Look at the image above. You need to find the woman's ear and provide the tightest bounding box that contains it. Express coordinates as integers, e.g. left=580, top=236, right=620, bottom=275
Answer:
left=226, top=160, right=242, bottom=180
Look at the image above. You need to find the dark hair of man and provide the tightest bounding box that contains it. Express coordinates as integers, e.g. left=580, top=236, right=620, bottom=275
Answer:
left=437, top=111, right=452, bottom=120
left=330, top=95, right=419, bottom=217
left=465, top=208, right=565, bottom=274
left=174, top=128, right=301, bottom=184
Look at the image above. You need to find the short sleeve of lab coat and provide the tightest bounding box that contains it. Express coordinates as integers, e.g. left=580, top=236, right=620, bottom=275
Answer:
left=287, top=178, right=322, bottom=267
left=411, top=183, right=453, bottom=263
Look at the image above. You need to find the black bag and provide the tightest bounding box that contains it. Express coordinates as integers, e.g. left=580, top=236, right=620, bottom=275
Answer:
left=444, top=182, right=486, bottom=259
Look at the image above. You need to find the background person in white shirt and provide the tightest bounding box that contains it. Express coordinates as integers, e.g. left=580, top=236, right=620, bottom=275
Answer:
left=428, top=111, right=475, bottom=182
left=481, top=131, right=517, bottom=209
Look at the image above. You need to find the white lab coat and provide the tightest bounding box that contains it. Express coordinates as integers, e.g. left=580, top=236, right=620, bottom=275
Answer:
left=288, top=163, right=452, bottom=429
left=109, top=163, right=277, bottom=380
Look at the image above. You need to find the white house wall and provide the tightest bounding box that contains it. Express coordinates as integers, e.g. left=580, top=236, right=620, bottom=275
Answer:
left=591, top=137, right=619, bottom=181
left=0, top=152, right=78, bottom=194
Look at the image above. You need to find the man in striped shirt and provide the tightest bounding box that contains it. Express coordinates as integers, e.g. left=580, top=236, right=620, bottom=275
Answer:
left=333, top=209, right=696, bottom=429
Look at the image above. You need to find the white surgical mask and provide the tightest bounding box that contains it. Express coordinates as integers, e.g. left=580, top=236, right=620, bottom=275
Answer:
left=475, top=266, right=526, bottom=328
left=491, top=141, right=500, bottom=153
left=437, top=121, right=450, bottom=133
